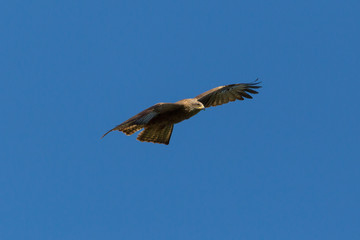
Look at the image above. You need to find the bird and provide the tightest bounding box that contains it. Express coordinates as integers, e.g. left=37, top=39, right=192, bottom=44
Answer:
left=102, top=80, right=261, bottom=145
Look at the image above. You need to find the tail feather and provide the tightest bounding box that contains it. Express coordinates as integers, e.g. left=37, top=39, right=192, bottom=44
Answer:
left=137, top=124, right=174, bottom=145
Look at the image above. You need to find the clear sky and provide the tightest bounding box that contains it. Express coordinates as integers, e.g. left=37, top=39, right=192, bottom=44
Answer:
left=1, top=0, right=359, bottom=239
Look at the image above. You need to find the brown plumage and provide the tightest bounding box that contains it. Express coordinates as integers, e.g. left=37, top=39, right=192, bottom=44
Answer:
left=102, top=80, right=261, bottom=145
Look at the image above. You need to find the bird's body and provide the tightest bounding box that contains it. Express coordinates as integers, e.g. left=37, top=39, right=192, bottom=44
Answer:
left=102, top=80, right=261, bottom=145
left=151, top=100, right=203, bottom=124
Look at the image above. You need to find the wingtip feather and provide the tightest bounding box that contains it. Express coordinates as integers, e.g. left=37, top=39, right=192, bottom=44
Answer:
left=101, top=129, right=113, bottom=139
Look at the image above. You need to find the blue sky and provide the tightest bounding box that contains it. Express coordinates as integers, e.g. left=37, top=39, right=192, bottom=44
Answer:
left=1, top=0, right=359, bottom=239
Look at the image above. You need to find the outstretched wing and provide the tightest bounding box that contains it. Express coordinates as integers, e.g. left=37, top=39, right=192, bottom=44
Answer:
left=102, top=103, right=181, bottom=138
left=195, top=80, right=261, bottom=108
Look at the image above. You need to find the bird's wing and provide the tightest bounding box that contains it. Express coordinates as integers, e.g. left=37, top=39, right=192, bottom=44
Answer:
left=102, top=103, right=181, bottom=138
left=195, top=80, right=261, bottom=108
left=137, top=124, right=174, bottom=145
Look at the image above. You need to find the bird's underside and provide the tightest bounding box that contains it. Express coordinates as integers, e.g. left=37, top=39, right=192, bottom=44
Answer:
left=102, top=80, right=261, bottom=145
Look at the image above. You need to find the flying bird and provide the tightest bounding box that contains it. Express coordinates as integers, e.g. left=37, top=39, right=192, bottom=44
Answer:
left=102, top=80, right=261, bottom=145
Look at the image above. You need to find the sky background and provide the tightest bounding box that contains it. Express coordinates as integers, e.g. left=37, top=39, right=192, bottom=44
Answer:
left=1, top=0, right=360, bottom=239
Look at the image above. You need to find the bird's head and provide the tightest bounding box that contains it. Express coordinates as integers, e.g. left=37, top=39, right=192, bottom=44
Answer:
left=176, top=98, right=205, bottom=112
left=189, top=99, right=205, bottom=111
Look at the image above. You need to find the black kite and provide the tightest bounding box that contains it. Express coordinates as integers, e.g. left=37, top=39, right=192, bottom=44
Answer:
left=102, top=80, right=261, bottom=145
